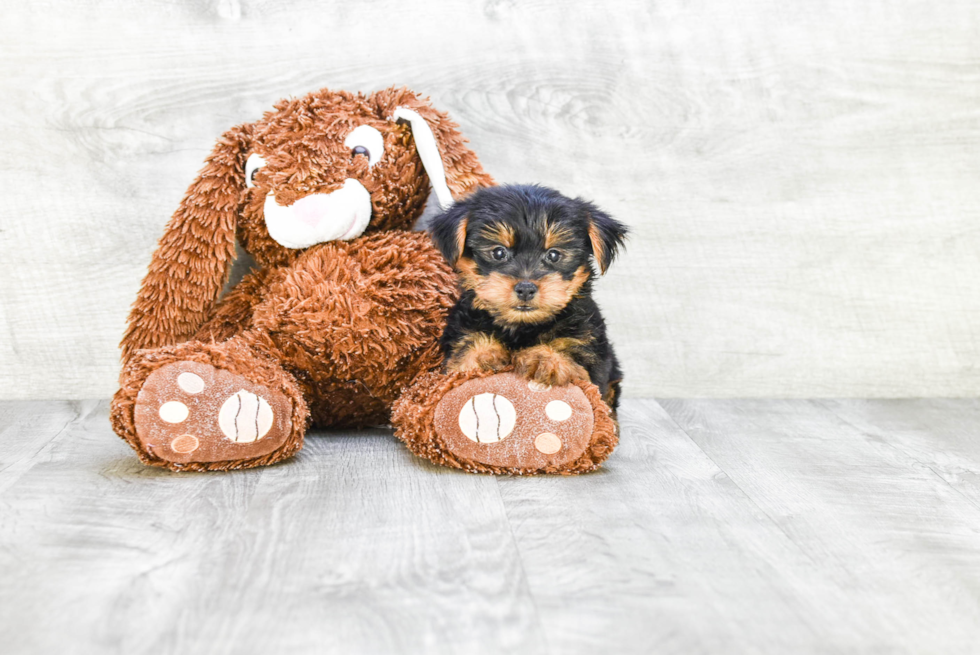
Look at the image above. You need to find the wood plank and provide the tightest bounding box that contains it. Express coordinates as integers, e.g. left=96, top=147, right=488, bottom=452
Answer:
left=0, top=400, right=92, bottom=496
left=499, top=399, right=856, bottom=654
left=819, top=399, right=980, bottom=511
left=0, top=400, right=80, bottom=460
left=7, top=398, right=980, bottom=653
left=0, top=401, right=546, bottom=654
left=3, top=1, right=980, bottom=398
left=659, top=398, right=980, bottom=653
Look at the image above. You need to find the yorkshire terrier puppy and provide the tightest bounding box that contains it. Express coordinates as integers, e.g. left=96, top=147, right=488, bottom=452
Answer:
left=430, top=184, right=628, bottom=409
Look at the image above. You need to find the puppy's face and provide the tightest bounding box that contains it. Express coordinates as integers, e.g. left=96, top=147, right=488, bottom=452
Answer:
left=458, top=213, right=591, bottom=326
left=431, top=185, right=627, bottom=326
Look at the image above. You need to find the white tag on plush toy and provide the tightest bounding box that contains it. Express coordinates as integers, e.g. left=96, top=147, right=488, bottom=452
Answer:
left=392, top=107, right=454, bottom=211
left=412, top=186, right=445, bottom=231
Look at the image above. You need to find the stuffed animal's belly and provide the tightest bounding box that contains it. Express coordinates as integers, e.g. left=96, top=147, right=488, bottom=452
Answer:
left=306, top=378, right=391, bottom=429
left=250, top=234, right=457, bottom=415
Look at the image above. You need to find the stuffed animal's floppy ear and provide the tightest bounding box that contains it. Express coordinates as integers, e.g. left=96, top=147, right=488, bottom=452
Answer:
left=120, top=124, right=251, bottom=362
left=581, top=201, right=628, bottom=274
left=428, top=202, right=470, bottom=266
left=380, top=89, right=494, bottom=211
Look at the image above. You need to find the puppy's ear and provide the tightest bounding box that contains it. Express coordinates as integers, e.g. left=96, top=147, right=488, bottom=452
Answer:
left=374, top=88, right=494, bottom=211
left=428, top=203, right=470, bottom=266
left=120, top=123, right=251, bottom=363
left=581, top=200, right=628, bottom=274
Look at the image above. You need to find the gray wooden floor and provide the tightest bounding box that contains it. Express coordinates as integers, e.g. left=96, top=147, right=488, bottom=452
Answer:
left=2, top=399, right=980, bottom=654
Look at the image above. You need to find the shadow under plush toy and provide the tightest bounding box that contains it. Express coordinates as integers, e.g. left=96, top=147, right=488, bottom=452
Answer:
left=111, top=86, right=618, bottom=474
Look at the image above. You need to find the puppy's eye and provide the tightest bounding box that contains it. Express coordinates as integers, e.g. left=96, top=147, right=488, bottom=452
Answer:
left=344, top=125, right=385, bottom=167
left=546, top=249, right=562, bottom=263
left=491, top=246, right=508, bottom=261
left=245, top=153, right=267, bottom=189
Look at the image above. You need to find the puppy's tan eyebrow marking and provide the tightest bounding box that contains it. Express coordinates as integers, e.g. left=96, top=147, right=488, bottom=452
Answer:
left=481, top=222, right=515, bottom=247
left=544, top=222, right=574, bottom=249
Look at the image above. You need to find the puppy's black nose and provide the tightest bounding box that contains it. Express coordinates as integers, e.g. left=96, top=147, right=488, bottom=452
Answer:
left=514, top=281, right=538, bottom=302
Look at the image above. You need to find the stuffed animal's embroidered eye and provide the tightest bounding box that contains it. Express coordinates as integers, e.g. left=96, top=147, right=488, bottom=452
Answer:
left=546, top=249, right=562, bottom=263
left=245, top=153, right=267, bottom=189
left=344, top=125, right=384, bottom=167
left=492, top=246, right=508, bottom=261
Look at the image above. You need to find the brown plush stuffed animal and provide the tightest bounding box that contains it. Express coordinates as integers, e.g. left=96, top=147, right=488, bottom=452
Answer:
left=111, top=86, right=616, bottom=474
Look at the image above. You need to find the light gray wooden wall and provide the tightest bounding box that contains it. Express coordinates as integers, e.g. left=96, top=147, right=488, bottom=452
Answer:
left=2, top=0, right=979, bottom=399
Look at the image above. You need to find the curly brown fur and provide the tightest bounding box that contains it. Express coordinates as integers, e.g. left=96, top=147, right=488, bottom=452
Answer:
left=430, top=184, right=628, bottom=408
left=252, top=231, right=459, bottom=427
left=113, top=86, right=493, bottom=469
left=121, top=87, right=492, bottom=362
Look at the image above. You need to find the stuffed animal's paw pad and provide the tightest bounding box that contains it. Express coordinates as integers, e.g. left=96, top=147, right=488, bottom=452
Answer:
left=433, top=372, right=595, bottom=472
left=218, top=390, right=274, bottom=443
left=458, top=392, right=516, bottom=443
left=133, top=361, right=292, bottom=464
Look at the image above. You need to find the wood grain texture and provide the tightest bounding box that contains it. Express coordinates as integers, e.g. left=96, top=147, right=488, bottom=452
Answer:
left=497, top=400, right=836, bottom=653
left=6, top=398, right=980, bottom=652
left=1, top=0, right=980, bottom=398
left=818, top=399, right=980, bottom=515
left=0, top=401, right=547, bottom=654
left=659, top=398, right=980, bottom=653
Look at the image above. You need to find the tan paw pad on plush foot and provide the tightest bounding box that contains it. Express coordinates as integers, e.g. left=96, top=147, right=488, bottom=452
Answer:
left=134, top=361, right=292, bottom=464
left=433, top=372, right=594, bottom=471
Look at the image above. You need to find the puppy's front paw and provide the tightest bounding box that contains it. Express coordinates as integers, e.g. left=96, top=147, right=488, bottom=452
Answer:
left=447, top=334, right=511, bottom=374
left=514, top=345, right=589, bottom=387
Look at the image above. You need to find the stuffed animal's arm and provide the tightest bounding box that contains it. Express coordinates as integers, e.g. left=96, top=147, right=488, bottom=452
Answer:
left=194, top=267, right=280, bottom=343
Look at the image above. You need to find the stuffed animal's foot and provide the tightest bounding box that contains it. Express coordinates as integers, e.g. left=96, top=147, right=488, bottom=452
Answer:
left=393, top=370, right=618, bottom=475
left=132, top=361, right=294, bottom=466
left=112, top=339, right=308, bottom=471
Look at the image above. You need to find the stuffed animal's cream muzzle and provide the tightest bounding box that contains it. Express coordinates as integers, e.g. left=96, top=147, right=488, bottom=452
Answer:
left=247, top=106, right=457, bottom=250
left=262, top=180, right=373, bottom=249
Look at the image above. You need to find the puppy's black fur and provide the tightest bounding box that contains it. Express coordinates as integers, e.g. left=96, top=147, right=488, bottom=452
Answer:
left=430, top=184, right=628, bottom=408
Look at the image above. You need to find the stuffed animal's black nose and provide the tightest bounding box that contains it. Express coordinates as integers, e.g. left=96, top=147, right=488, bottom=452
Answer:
left=514, top=281, right=538, bottom=302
